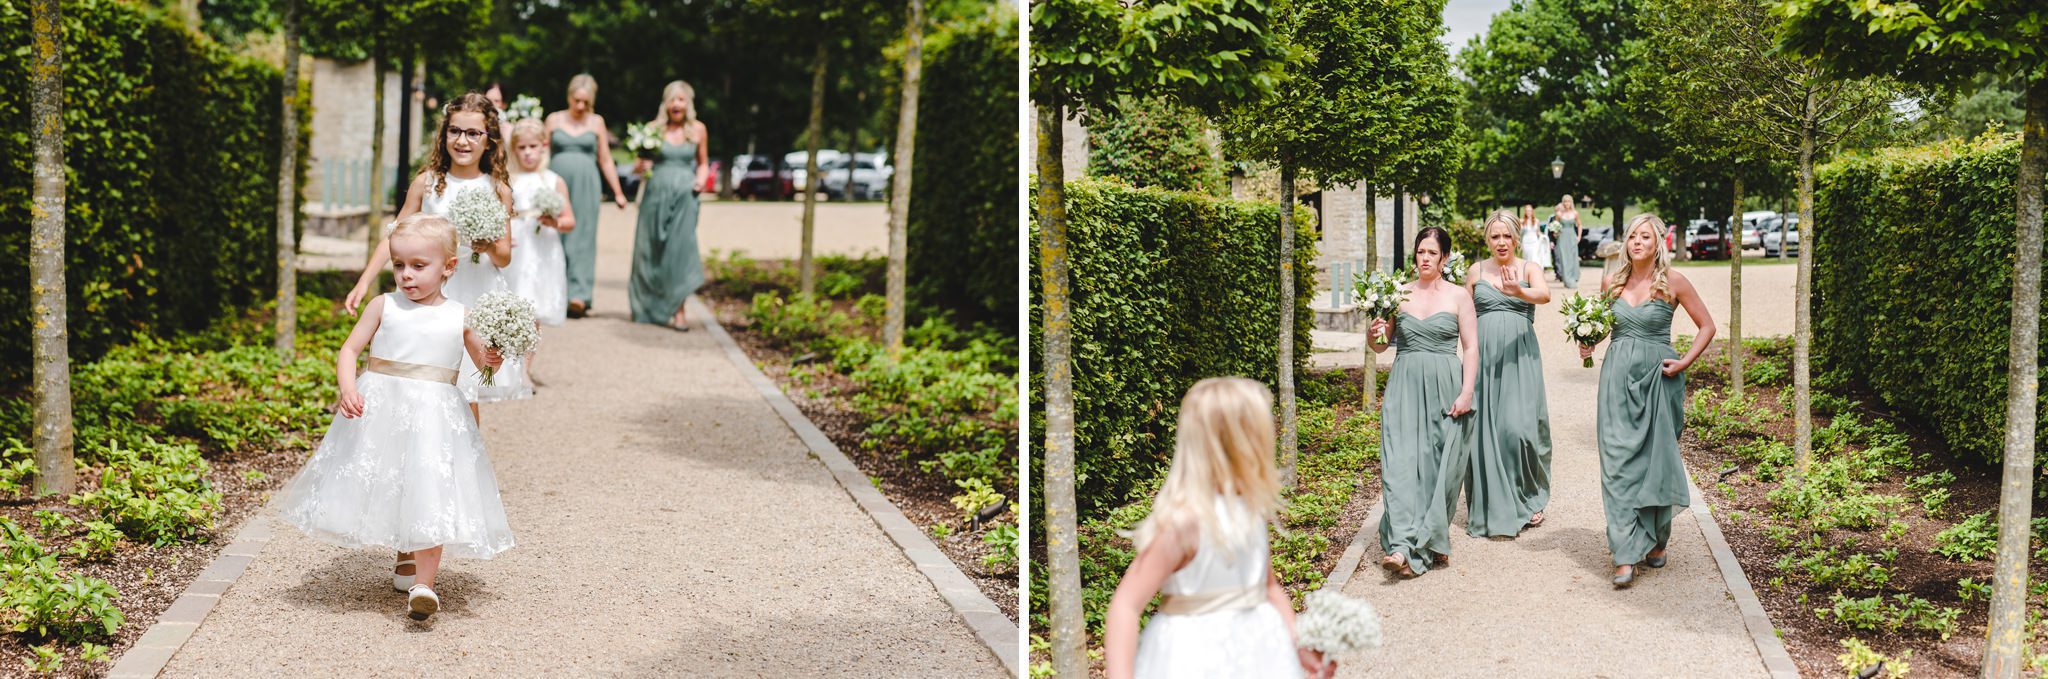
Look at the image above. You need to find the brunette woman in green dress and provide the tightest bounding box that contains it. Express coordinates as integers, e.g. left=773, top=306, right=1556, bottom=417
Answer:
left=1370, top=227, right=1479, bottom=577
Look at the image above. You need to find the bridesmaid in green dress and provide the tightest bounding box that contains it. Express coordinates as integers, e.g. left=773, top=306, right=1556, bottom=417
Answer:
left=1576, top=214, right=1716, bottom=588
left=546, top=74, right=629, bottom=318
left=1552, top=195, right=1584, bottom=289
left=1464, top=211, right=1553, bottom=538
left=1372, top=227, right=1479, bottom=578
left=629, top=80, right=709, bottom=329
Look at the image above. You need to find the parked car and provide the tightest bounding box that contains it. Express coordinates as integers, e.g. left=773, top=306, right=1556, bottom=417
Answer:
left=1739, top=210, right=1774, bottom=250
left=785, top=149, right=846, bottom=194
left=813, top=153, right=893, bottom=201
left=1578, top=223, right=1612, bottom=261
left=1685, top=219, right=1732, bottom=260
left=1757, top=213, right=1801, bottom=257
left=735, top=155, right=794, bottom=200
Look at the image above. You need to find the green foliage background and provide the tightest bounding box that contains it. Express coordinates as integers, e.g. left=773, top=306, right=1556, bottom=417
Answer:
left=0, top=0, right=310, bottom=381
left=1028, top=179, right=1316, bottom=518
left=1086, top=96, right=1225, bottom=195
left=1811, top=132, right=2048, bottom=467
left=907, top=8, right=1019, bottom=324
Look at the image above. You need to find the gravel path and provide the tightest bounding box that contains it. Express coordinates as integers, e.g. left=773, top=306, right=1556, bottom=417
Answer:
left=162, top=203, right=1003, bottom=677
left=1326, top=261, right=1795, bottom=678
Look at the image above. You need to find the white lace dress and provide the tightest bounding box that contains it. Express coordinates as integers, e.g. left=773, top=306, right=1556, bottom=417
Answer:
left=1133, top=498, right=1301, bottom=679
left=421, top=173, right=530, bottom=403
left=1521, top=223, right=1553, bottom=270
left=504, top=170, right=568, bottom=326
left=276, top=293, right=516, bottom=559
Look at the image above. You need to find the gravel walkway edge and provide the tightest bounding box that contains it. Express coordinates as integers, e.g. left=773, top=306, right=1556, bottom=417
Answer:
left=691, top=297, right=1022, bottom=675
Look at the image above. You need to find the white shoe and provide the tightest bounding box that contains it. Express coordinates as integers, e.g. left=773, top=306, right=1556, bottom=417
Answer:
left=407, top=584, right=439, bottom=621
left=392, top=559, right=416, bottom=592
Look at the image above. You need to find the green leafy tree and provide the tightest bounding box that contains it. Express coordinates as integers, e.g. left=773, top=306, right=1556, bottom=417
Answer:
left=29, top=0, right=73, bottom=496
left=1030, top=0, right=1287, bottom=671
left=275, top=0, right=301, bottom=360
left=1086, top=95, right=1225, bottom=194
left=1220, top=0, right=1459, bottom=485
left=882, top=0, right=923, bottom=351
left=1456, top=0, right=1657, bottom=229
left=1774, top=1, right=2047, bottom=672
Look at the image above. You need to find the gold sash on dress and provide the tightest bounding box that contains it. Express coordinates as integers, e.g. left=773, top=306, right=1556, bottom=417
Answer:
left=1156, top=585, right=1268, bottom=616
left=362, top=356, right=458, bottom=384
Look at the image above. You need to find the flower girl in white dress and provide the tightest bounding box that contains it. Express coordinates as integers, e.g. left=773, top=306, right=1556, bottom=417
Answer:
left=502, top=118, right=573, bottom=385
left=1104, top=378, right=1333, bottom=679
left=278, top=214, right=517, bottom=620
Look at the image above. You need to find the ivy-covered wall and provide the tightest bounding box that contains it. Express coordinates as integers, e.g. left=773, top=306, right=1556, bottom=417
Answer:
left=0, top=0, right=310, bottom=380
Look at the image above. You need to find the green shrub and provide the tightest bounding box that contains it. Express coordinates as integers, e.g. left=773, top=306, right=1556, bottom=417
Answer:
left=1029, top=179, right=1317, bottom=518
left=1087, top=95, right=1227, bottom=196
left=1933, top=512, right=1998, bottom=561
left=0, top=0, right=310, bottom=380
left=1813, top=132, right=2048, bottom=465
left=71, top=439, right=222, bottom=545
left=981, top=522, right=1018, bottom=573
left=908, top=9, right=1018, bottom=324
left=0, top=519, right=123, bottom=641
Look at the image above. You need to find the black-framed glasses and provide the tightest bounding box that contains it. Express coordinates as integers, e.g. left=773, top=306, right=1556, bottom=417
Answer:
left=449, top=127, right=489, bottom=143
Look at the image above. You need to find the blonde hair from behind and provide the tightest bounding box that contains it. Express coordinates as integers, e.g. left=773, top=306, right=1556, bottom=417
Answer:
left=1132, top=377, right=1282, bottom=556
left=1483, top=209, right=1520, bottom=240
left=387, top=213, right=460, bottom=261
left=1606, top=213, right=1675, bottom=302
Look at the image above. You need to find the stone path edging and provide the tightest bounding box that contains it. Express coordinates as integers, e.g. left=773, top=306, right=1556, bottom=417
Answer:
left=692, top=297, right=1022, bottom=675
left=1686, top=476, right=1801, bottom=679
left=106, top=514, right=276, bottom=679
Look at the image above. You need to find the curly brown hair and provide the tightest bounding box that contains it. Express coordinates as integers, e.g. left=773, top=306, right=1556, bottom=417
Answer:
left=424, top=91, right=509, bottom=196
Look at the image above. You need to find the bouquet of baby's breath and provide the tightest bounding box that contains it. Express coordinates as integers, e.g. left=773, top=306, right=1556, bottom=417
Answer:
left=1441, top=252, right=1469, bottom=284
left=1353, top=270, right=1408, bottom=345
left=447, top=187, right=506, bottom=263
left=503, top=95, right=542, bottom=123
left=1295, top=590, right=1383, bottom=657
left=466, top=290, right=540, bottom=386
left=1561, top=292, right=1615, bottom=368
left=529, top=185, right=566, bottom=232
left=625, top=121, right=663, bottom=159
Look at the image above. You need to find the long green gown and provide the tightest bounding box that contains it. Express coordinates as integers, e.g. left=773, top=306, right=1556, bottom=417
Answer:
left=1377, top=311, right=1475, bottom=575
left=1597, top=297, right=1690, bottom=566
left=1465, top=279, right=1552, bottom=537
left=1554, top=216, right=1583, bottom=288
left=629, top=138, right=704, bottom=324
left=551, top=129, right=602, bottom=307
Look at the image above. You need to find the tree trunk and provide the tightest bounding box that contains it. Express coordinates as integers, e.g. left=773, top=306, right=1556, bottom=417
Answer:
left=1980, top=77, right=2045, bottom=679
left=1792, top=103, right=1816, bottom=476
left=29, top=0, right=74, bottom=497
left=799, top=42, right=827, bottom=296
left=395, top=55, right=413, bottom=212
left=881, top=0, right=921, bottom=352
left=1728, top=176, right=1744, bottom=401
left=1363, top=181, right=1379, bottom=410
left=275, top=0, right=300, bottom=360
left=1036, top=101, right=1084, bottom=679
left=365, top=30, right=386, bottom=282
left=1277, top=160, right=1298, bottom=487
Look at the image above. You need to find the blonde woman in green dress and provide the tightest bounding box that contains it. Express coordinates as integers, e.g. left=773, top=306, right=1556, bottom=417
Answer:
left=1464, top=210, right=1553, bottom=538
left=1576, top=214, right=1715, bottom=588
left=1550, top=194, right=1584, bottom=288
left=1370, top=227, right=1478, bottom=578
left=629, top=81, right=709, bottom=329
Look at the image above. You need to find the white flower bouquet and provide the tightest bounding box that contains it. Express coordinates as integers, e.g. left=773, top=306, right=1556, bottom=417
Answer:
left=446, top=186, right=507, bottom=263
left=1295, top=590, right=1383, bottom=657
left=1353, top=269, right=1408, bottom=345
left=1441, top=251, right=1469, bottom=284
left=625, top=121, right=663, bottom=159
left=503, top=95, right=542, bottom=123
left=466, top=290, right=540, bottom=386
left=529, top=185, right=566, bottom=232
left=1561, top=292, right=1615, bottom=368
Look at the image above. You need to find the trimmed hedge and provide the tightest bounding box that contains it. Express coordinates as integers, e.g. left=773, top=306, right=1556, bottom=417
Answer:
left=1030, top=178, right=1317, bottom=518
left=907, top=8, right=1018, bottom=325
left=1812, top=132, right=2046, bottom=466
left=1087, top=95, right=1227, bottom=196
left=0, top=0, right=310, bottom=380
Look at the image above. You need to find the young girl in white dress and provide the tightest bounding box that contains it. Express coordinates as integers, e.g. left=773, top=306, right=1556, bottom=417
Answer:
left=345, top=91, right=527, bottom=407
left=1104, top=378, right=1333, bottom=679
left=277, top=213, right=518, bottom=621
left=502, top=118, right=574, bottom=385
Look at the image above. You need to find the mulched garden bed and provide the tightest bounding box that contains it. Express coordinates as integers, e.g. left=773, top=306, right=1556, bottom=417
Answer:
left=699, top=291, right=1019, bottom=623
left=1679, top=339, right=2047, bottom=677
